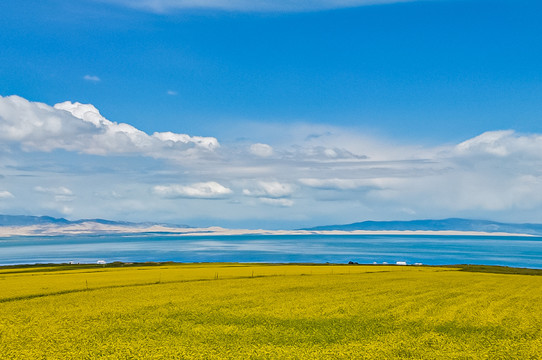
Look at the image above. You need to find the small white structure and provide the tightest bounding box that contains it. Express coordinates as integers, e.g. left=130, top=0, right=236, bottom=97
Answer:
left=396, top=261, right=407, bottom=266
left=414, top=262, right=423, bottom=266
left=97, top=260, right=106, bottom=265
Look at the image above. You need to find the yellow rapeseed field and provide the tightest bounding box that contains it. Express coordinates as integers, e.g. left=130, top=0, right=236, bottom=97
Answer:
left=1, top=263, right=541, bottom=359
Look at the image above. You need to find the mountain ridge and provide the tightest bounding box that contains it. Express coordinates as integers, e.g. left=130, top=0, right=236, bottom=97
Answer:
left=303, top=218, right=542, bottom=235
left=0, top=215, right=188, bottom=229
left=2, top=215, right=542, bottom=236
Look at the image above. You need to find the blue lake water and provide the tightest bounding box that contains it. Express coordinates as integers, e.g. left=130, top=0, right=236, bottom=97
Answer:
left=1, top=234, right=542, bottom=268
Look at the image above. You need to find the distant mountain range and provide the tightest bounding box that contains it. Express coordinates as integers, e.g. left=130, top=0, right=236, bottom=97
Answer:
left=1, top=215, right=542, bottom=236
left=304, top=218, right=542, bottom=236
left=0, top=215, right=187, bottom=229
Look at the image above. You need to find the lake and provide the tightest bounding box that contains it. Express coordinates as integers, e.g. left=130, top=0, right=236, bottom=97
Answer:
left=1, top=234, right=541, bottom=268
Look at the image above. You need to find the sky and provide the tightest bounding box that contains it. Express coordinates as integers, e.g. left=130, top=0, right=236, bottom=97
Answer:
left=1, top=0, right=542, bottom=228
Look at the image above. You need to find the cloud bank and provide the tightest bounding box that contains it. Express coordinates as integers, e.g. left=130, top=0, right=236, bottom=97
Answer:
left=2, top=94, right=542, bottom=227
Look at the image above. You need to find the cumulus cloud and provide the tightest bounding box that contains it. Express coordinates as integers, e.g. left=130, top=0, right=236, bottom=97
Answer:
left=249, top=143, right=273, bottom=157
left=153, top=181, right=232, bottom=199
left=345, top=131, right=542, bottom=215
left=455, top=130, right=542, bottom=158
left=166, top=90, right=178, bottom=96
left=243, top=181, right=294, bottom=198
left=0, top=190, right=14, bottom=199
left=0, top=95, right=218, bottom=159
left=4, top=93, right=542, bottom=226
left=83, top=75, right=101, bottom=82
left=96, top=0, right=416, bottom=13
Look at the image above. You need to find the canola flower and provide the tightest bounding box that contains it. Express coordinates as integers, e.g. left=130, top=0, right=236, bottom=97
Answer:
left=0, top=263, right=541, bottom=359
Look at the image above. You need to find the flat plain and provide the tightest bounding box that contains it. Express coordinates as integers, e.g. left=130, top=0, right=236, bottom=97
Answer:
left=1, top=263, right=541, bottom=359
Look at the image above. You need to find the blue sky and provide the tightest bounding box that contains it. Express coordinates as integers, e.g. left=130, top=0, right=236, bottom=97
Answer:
left=1, top=0, right=542, bottom=228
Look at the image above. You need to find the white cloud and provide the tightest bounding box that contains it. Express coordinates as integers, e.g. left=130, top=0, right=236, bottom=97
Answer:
left=153, top=181, right=232, bottom=199
left=259, top=198, right=294, bottom=207
left=455, top=130, right=542, bottom=158
left=4, top=93, right=542, bottom=226
left=34, top=186, right=73, bottom=195
left=167, top=90, right=178, bottom=96
left=96, top=0, right=417, bottom=13
left=83, top=75, right=101, bottom=82
left=0, top=95, right=219, bottom=159
left=34, top=186, right=75, bottom=202
left=151, top=131, right=219, bottom=152
left=243, top=181, right=294, bottom=198
left=249, top=143, right=273, bottom=157
left=0, top=190, right=14, bottom=199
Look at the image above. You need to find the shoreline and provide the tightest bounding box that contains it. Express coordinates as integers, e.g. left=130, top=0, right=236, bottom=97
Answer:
left=1, top=261, right=541, bottom=274
left=0, top=223, right=537, bottom=237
